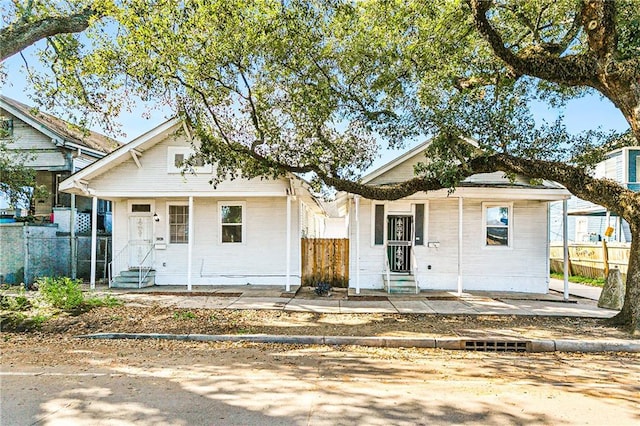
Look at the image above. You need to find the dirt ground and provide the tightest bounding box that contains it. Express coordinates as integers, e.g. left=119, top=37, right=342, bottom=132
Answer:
left=3, top=303, right=640, bottom=424
left=2, top=303, right=639, bottom=341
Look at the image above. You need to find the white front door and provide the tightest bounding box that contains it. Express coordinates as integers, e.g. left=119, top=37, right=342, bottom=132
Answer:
left=129, top=216, right=153, bottom=268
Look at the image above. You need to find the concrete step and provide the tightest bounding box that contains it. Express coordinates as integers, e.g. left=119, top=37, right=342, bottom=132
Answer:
left=389, top=286, right=418, bottom=294
left=383, top=273, right=417, bottom=294
left=111, top=270, right=155, bottom=288
left=120, top=269, right=156, bottom=278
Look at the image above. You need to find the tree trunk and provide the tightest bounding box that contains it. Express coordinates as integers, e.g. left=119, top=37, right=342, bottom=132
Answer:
left=609, top=221, right=640, bottom=333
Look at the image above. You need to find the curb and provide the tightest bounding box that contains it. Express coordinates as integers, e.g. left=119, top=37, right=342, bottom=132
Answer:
left=76, top=333, right=640, bottom=353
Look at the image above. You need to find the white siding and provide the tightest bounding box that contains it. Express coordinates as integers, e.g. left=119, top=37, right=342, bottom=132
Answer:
left=113, top=196, right=301, bottom=285
left=603, top=151, right=622, bottom=182
left=367, top=151, right=425, bottom=185
left=90, top=134, right=288, bottom=195
left=351, top=198, right=549, bottom=293
left=1, top=111, right=68, bottom=169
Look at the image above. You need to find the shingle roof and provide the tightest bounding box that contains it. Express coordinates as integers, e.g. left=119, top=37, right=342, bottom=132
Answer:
left=0, top=95, right=120, bottom=153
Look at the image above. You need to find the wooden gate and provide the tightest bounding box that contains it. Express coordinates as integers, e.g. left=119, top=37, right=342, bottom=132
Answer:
left=301, top=238, right=349, bottom=287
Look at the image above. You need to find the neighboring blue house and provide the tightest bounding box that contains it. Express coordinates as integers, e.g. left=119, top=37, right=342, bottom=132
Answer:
left=550, top=148, right=639, bottom=243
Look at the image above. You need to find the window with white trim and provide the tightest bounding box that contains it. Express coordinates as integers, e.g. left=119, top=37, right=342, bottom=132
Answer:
left=169, top=204, right=189, bottom=244
left=0, top=117, right=13, bottom=138
left=483, top=203, right=511, bottom=247
left=220, top=203, right=244, bottom=243
left=167, top=146, right=211, bottom=174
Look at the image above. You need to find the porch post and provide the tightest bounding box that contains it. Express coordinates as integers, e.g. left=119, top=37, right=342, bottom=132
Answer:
left=70, top=194, right=77, bottom=279
left=562, top=199, right=569, bottom=301
left=354, top=195, right=360, bottom=294
left=285, top=195, right=292, bottom=292
left=457, top=196, right=463, bottom=296
left=188, top=196, right=194, bottom=291
left=90, top=196, right=98, bottom=290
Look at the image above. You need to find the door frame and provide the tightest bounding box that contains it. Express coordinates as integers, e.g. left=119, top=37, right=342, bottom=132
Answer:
left=127, top=200, right=155, bottom=268
left=386, top=214, right=414, bottom=273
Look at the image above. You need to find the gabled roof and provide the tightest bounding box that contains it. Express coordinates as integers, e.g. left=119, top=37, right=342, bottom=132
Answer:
left=360, top=139, right=433, bottom=185
left=59, top=117, right=182, bottom=192
left=361, top=137, right=565, bottom=190
left=59, top=118, right=326, bottom=214
left=0, top=95, right=120, bottom=155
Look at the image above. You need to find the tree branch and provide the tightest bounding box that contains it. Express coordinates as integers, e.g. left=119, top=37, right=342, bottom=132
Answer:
left=0, top=6, right=102, bottom=61
left=467, top=153, right=639, bottom=221
left=469, top=0, right=599, bottom=88
left=580, top=0, right=617, bottom=59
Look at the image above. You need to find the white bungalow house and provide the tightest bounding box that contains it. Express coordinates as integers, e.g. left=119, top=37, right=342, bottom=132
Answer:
left=59, top=118, right=326, bottom=290
left=344, top=141, right=571, bottom=294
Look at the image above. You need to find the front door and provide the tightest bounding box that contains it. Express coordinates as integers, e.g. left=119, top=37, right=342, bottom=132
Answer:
left=129, top=216, right=153, bottom=268
left=387, top=215, right=412, bottom=273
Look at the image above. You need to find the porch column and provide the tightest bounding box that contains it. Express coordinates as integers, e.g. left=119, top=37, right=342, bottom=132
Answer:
left=285, top=195, right=292, bottom=292
left=354, top=195, right=361, bottom=294
left=457, top=196, right=463, bottom=296
left=70, top=194, right=77, bottom=279
left=562, top=199, right=569, bottom=301
left=187, top=196, right=194, bottom=291
left=90, top=196, right=98, bottom=290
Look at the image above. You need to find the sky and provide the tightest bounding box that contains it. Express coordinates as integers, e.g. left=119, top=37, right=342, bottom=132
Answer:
left=1, top=44, right=632, bottom=175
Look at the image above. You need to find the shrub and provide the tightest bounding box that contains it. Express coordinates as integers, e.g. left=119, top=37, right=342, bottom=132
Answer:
left=0, top=293, right=31, bottom=311
left=37, top=277, right=84, bottom=310
left=173, top=311, right=196, bottom=320
left=85, top=295, right=122, bottom=308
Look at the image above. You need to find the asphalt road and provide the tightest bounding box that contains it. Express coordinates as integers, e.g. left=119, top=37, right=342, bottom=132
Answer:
left=1, top=338, right=639, bottom=425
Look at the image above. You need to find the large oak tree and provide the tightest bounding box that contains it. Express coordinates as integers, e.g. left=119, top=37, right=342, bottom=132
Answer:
left=3, top=0, right=640, bottom=331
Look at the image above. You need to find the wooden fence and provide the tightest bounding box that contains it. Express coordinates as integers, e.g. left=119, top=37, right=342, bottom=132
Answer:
left=301, top=238, right=349, bottom=288
left=550, top=242, right=630, bottom=281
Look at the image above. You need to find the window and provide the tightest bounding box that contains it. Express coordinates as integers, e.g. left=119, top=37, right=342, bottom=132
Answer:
left=0, top=117, right=13, bottom=138
left=483, top=203, right=511, bottom=247
left=131, top=204, right=151, bottom=213
left=374, top=204, right=384, bottom=245
left=414, top=203, right=425, bottom=246
left=167, top=146, right=211, bottom=174
left=169, top=205, right=189, bottom=244
left=220, top=203, right=244, bottom=243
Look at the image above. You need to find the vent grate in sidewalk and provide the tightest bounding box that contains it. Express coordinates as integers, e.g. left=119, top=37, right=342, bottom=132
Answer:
left=463, top=340, right=528, bottom=352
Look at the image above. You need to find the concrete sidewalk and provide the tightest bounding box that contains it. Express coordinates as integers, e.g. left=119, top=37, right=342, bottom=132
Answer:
left=108, top=284, right=618, bottom=319
left=548, top=278, right=603, bottom=300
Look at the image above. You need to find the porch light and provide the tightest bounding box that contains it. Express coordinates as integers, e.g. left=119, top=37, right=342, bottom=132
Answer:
left=153, top=213, right=160, bottom=222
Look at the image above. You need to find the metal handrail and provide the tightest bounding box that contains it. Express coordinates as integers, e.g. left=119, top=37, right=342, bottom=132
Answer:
left=384, top=246, right=391, bottom=294
left=137, top=246, right=155, bottom=288
left=410, top=246, right=419, bottom=294
left=108, top=243, right=129, bottom=287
